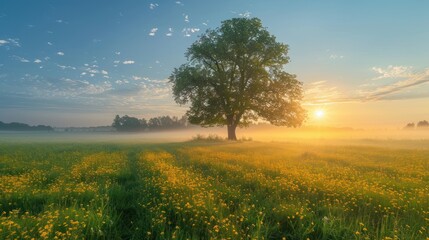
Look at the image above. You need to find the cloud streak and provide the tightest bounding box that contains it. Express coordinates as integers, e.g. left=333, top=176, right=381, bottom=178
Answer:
left=371, top=65, right=413, bottom=80
left=12, top=55, right=30, bottom=63
left=303, top=81, right=357, bottom=105
left=0, top=38, right=20, bottom=48
left=361, top=69, right=429, bottom=100
left=304, top=68, right=429, bottom=105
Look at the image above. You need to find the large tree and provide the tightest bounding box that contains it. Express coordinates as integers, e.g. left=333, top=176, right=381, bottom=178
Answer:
left=170, top=17, right=306, bottom=140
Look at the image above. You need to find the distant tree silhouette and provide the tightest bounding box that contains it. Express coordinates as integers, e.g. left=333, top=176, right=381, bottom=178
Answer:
left=417, top=120, right=429, bottom=128
left=148, top=117, right=162, bottom=129
left=179, top=115, right=188, bottom=127
left=112, top=115, right=121, bottom=129
left=0, top=121, right=53, bottom=131
left=112, top=115, right=144, bottom=131
left=112, top=115, right=189, bottom=132
left=404, top=122, right=415, bottom=129
left=121, top=115, right=142, bottom=131
left=139, top=118, right=148, bottom=129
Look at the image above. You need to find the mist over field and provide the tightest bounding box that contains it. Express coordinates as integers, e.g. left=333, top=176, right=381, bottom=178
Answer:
left=1, top=126, right=428, bottom=146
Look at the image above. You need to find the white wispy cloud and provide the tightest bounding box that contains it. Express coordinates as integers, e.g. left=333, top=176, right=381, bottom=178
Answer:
left=182, top=27, right=200, bottom=37
left=123, top=60, right=135, bottom=65
left=184, top=14, right=189, bottom=23
left=86, top=69, right=98, bottom=74
left=47, top=42, right=53, bottom=46
left=8, top=38, right=20, bottom=47
left=57, top=51, right=65, bottom=56
left=115, top=51, right=121, bottom=55
left=13, top=55, right=30, bottom=63
left=238, top=11, right=252, bottom=18
left=0, top=38, right=20, bottom=48
left=132, top=76, right=150, bottom=81
left=329, top=54, right=344, bottom=60
left=80, top=65, right=101, bottom=77
left=149, top=3, right=159, bottom=10
left=57, top=64, right=76, bottom=70
left=115, top=79, right=130, bottom=85
left=371, top=65, right=413, bottom=80
left=101, top=70, right=108, bottom=75
left=149, top=28, right=158, bottom=36
left=34, top=59, right=42, bottom=63
left=166, top=28, right=173, bottom=37
left=61, top=78, right=112, bottom=95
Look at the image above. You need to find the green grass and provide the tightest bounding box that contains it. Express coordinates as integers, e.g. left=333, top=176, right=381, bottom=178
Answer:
left=0, top=141, right=428, bottom=239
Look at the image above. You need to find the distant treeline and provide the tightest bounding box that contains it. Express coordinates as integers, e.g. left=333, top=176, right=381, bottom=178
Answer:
left=404, top=120, right=429, bottom=129
left=112, top=115, right=189, bottom=132
left=0, top=121, right=53, bottom=131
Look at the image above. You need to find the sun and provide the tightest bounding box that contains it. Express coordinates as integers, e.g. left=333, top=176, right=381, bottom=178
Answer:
left=314, top=109, right=325, bottom=119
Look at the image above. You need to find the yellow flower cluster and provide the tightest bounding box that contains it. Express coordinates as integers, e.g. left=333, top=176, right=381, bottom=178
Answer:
left=173, top=143, right=428, bottom=239
left=0, top=150, right=124, bottom=239
left=139, top=151, right=262, bottom=239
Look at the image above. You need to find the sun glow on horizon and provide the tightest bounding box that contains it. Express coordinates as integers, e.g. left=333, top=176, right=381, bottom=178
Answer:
left=314, top=109, right=325, bottom=119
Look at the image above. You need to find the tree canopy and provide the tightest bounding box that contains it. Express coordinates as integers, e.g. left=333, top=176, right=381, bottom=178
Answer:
left=169, top=17, right=306, bottom=140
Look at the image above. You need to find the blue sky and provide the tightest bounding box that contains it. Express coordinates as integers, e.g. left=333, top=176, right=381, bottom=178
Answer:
left=1, top=1, right=429, bottom=127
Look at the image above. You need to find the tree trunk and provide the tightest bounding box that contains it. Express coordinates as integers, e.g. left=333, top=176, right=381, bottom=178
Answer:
left=227, top=124, right=237, bottom=140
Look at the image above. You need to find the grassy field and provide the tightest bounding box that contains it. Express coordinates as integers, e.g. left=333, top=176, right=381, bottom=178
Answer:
left=0, top=140, right=428, bottom=239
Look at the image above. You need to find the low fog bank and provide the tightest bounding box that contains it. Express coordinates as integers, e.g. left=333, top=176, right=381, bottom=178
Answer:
left=0, top=128, right=224, bottom=144
left=1, top=126, right=428, bottom=146
left=240, top=126, right=429, bottom=149
left=242, top=125, right=429, bottom=141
